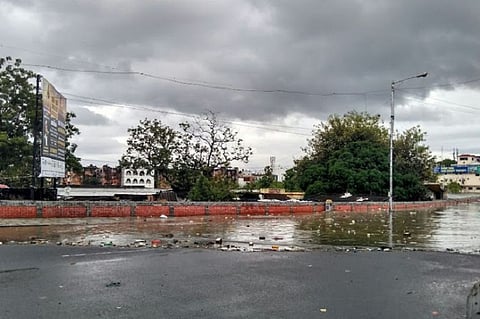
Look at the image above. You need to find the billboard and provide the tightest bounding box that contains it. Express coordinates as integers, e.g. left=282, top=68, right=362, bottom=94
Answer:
left=39, top=78, right=66, bottom=177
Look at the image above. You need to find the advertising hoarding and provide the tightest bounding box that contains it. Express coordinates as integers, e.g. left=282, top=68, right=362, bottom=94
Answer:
left=39, top=78, right=66, bottom=177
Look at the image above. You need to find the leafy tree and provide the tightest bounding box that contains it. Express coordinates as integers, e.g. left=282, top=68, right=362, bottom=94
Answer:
left=177, top=111, right=252, bottom=174
left=175, top=111, right=251, bottom=198
left=65, top=112, right=82, bottom=173
left=252, top=165, right=283, bottom=189
left=285, top=111, right=434, bottom=201
left=122, top=111, right=252, bottom=199
left=0, top=57, right=36, bottom=186
left=437, top=158, right=456, bottom=167
left=188, top=175, right=236, bottom=201
left=254, top=166, right=276, bottom=188
left=0, top=57, right=81, bottom=186
left=393, top=126, right=436, bottom=200
left=120, top=118, right=178, bottom=187
left=445, top=181, right=461, bottom=193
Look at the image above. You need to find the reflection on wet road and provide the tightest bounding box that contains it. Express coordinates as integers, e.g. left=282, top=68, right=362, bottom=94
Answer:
left=1, top=201, right=479, bottom=253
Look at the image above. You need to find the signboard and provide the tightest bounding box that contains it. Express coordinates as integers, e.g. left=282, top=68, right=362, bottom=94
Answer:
left=39, top=78, right=66, bottom=177
left=434, top=165, right=478, bottom=174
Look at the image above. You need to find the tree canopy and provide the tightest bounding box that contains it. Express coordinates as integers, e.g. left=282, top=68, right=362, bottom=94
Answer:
left=0, top=57, right=36, bottom=186
left=0, top=57, right=81, bottom=186
left=284, top=111, right=435, bottom=201
left=121, top=111, right=252, bottom=199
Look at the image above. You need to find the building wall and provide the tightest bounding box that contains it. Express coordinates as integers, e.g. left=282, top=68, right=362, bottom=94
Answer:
left=438, top=173, right=480, bottom=193
left=457, top=154, right=480, bottom=166
left=122, top=168, right=154, bottom=188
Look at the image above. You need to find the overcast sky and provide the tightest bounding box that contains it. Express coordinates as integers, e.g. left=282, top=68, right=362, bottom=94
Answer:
left=2, top=0, right=480, bottom=175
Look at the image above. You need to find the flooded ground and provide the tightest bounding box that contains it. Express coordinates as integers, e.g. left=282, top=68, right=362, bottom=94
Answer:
left=1, top=201, right=480, bottom=253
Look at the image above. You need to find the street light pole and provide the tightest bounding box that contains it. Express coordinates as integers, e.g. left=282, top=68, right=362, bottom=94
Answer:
left=388, top=72, right=428, bottom=248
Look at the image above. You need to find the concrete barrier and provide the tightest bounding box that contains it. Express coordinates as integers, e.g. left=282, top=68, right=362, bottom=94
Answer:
left=0, top=198, right=476, bottom=219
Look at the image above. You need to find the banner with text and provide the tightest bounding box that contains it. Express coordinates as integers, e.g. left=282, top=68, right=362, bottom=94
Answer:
left=39, top=78, right=66, bottom=177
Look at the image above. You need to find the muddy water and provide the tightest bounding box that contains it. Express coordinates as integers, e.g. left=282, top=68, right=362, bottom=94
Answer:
left=1, top=202, right=479, bottom=253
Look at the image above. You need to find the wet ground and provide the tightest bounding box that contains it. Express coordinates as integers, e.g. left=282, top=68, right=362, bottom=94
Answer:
left=1, top=201, right=480, bottom=254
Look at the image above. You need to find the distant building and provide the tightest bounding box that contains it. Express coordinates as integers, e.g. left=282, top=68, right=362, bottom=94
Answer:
left=121, top=168, right=155, bottom=188
left=213, top=167, right=239, bottom=182
left=64, top=165, right=122, bottom=186
left=436, top=153, right=480, bottom=193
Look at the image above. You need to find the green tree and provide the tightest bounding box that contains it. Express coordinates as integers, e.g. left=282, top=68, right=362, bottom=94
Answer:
left=65, top=112, right=82, bottom=173
left=393, top=126, right=436, bottom=200
left=445, top=181, right=461, bottom=193
left=122, top=112, right=252, bottom=199
left=0, top=57, right=82, bottom=186
left=175, top=112, right=251, bottom=198
left=0, top=57, right=36, bottom=186
left=188, top=175, right=236, bottom=201
left=437, top=158, right=456, bottom=167
left=121, top=118, right=178, bottom=187
left=177, top=111, right=252, bottom=174
left=285, top=111, right=434, bottom=201
left=253, top=165, right=283, bottom=189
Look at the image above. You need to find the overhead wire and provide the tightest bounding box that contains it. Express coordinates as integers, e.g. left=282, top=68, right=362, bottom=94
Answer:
left=23, top=63, right=381, bottom=97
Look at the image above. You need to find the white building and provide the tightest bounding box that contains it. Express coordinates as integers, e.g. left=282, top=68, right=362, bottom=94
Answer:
left=436, top=153, right=480, bottom=193
left=121, top=168, right=155, bottom=188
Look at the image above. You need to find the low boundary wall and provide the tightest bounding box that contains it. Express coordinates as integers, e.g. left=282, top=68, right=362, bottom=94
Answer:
left=0, top=198, right=477, bottom=219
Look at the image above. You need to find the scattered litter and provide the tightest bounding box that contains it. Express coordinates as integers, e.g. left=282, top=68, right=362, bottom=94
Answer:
left=100, top=241, right=113, bottom=247
left=134, top=239, right=147, bottom=247
left=151, top=239, right=161, bottom=248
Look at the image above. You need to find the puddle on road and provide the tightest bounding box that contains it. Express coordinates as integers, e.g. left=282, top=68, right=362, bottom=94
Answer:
left=1, top=202, right=480, bottom=253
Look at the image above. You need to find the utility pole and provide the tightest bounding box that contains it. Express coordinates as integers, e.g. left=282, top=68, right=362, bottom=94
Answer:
left=388, top=72, right=428, bottom=248
left=31, top=74, right=41, bottom=200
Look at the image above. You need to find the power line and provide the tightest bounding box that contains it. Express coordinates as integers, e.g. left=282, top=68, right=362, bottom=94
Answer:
left=6, top=43, right=480, bottom=99
left=24, top=63, right=379, bottom=97
left=64, top=93, right=312, bottom=136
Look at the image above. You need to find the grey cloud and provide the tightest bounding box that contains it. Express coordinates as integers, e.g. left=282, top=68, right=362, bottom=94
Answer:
left=2, top=0, right=480, bottom=164
left=69, top=106, right=111, bottom=126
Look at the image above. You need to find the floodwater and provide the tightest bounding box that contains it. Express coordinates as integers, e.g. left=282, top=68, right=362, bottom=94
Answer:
left=1, top=200, right=480, bottom=254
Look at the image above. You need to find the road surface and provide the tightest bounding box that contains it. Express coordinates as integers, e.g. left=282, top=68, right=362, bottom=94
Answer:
left=0, top=245, right=478, bottom=318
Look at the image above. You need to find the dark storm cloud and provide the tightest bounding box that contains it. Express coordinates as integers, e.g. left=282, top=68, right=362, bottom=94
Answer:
left=2, top=0, right=480, bottom=164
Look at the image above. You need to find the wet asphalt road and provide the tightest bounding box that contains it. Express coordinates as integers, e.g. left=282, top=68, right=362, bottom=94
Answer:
left=0, top=245, right=479, bottom=319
